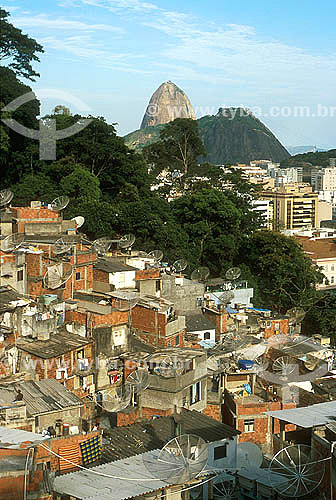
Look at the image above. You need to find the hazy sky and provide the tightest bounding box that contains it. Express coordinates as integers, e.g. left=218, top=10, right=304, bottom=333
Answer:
left=4, top=0, right=336, bottom=148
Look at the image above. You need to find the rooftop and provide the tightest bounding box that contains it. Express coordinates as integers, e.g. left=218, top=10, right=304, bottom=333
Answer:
left=265, top=400, right=336, bottom=428
left=16, top=330, right=92, bottom=358
left=185, top=313, right=216, bottom=333
left=296, top=236, right=336, bottom=260
left=0, top=286, right=32, bottom=313
left=102, top=410, right=239, bottom=462
left=0, top=379, right=82, bottom=416
left=94, top=258, right=137, bottom=274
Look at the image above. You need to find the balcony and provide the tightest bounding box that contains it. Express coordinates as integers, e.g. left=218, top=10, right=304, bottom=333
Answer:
left=166, top=316, right=185, bottom=335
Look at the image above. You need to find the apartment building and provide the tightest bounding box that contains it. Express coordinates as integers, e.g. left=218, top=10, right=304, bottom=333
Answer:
left=261, top=184, right=318, bottom=230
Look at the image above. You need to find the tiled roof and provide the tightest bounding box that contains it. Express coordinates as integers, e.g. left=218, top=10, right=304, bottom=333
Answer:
left=102, top=410, right=240, bottom=463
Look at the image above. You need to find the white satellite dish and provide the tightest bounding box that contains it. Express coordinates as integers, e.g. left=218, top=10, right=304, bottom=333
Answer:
left=226, top=267, right=241, bottom=281
left=51, top=195, right=70, bottom=211
left=126, top=368, right=149, bottom=393
left=2, top=232, right=25, bottom=252
left=119, top=233, right=136, bottom=249
left=286, top=307, right=306, bottom=324
left=148, top=250, right=164, bottom=262
left=43, top=263, right=73, bottom=289
left=71, top=216, right=85, bottom=229
left=191, top=266, right=210, bottom=282
left=92, top=237, right=112, bottom=255
left=269, top=444, right=325, bottom=497
left=54, top=238, right=73, bottom=255
left=143, top=434, right=208, bottom=484
left=172, top=258, right=188, bottom=273
left=0, top=189, right=14, bottom=208
left=113, top=296, right=138, bottom=312
left=213, top=475, right=237, bottom=499
left=101, top=384, right=131, bottom=413
left=272, top=356, right=296, bottom=377
left=156, top=355, right=184, bottom=378
left=237, top=442, right=263, bottom=470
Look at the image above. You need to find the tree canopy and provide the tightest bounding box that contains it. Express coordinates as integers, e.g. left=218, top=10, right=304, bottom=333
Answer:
left=0, top=9, right=43, bottom=80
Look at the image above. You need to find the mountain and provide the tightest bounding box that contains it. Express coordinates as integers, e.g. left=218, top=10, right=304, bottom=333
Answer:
left=281, top=148, right=336, bottom=168
left=286, top=146, right=323, bottom=155
left=140, top=81, right=196, bottom=129
left=125, top=107, right=290, bottom=164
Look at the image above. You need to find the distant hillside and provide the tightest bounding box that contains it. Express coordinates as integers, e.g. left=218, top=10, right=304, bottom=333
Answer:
left=124, top=108, right=290, bottom=164
left=281, top=149, right=336, bottom=167
left=287, top=146, right=317, bottom=155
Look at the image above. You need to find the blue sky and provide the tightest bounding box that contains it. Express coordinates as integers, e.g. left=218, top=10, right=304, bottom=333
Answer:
left=4, top=0, right=336, bottom=148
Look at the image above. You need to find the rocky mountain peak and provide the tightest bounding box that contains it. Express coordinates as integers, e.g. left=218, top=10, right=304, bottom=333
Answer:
left=140, top=81, right=196, bottom=129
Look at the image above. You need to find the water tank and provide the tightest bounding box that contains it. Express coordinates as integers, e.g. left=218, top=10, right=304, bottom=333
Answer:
left=238, top=359, right=254, bottom=370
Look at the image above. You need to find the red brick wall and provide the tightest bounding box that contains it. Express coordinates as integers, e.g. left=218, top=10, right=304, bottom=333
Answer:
left=65, top=309, right=128, bottom=328
left=203, top=404, right=221, bottom=422
left=132, top=305, right=166, bottom=336
left=204, top=308, right=227, bottom=338
left=264, top=318, right=289, bottom=339
left=93, top=268, right=109, bottom=283
left=135, top=269, right=160, bottom=280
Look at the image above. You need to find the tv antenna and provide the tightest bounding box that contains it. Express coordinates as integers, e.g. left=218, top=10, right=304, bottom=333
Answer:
left=2, top=232, right=25, bottom=252
left=101, top=384, right=131, bottom=413
left=42, top=262, right=73, bottom=289
left=126, top=368, right=149, bottom=393
left=0, top=189, right=14, bottom=209
left=50, top=195, right=70, bottom=211
left=272, top=356, right=297, bottom=377
left=269, top=444, right=325, bottom=497
left=172, top=258, right=188, bottom=273
left=225, top=267, right=241, bottom=281
left=119, top=233, right=136, bottom=249
left=143, top=434, right=208, bottom=484
left=191, top=266, right=210, bottom=282
left=71, top=216, right=85, bottom=229
left=92, top=237, right=112, bottom=255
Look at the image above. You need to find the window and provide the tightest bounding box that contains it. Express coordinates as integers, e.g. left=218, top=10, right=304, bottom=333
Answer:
left=274, top=322, right=280, bottom=331
left=75, top=271, right=81, bottom=280
left=190, top=381, right=201, bottom=405
left=332, top=276, right=335, bottom=284
left=77, top=349, right=85, bottom=359
left=17, top=269, right=23, bottom=281
left=204, top=331, right=211, bottom=340
left=155, top=280, right=160, bottom=292
left=214, top=444, right=227, bottom=460
left=196, top=297, right=203, bottom=307
left=331, top=265, right=335, bottom=272
left=175, top=335, right=179, bottom=346
left=244, top=418, right=254, bottom=433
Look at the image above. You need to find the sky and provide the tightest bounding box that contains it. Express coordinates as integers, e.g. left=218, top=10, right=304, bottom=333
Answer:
left=4, top=0, right=336, bottom=149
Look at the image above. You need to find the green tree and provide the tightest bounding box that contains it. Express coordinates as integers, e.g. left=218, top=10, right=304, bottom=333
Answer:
left=0, top=9, right=43, bottom=80
left=238, top=231, right=323, bottom=312
left=60, top=166, right=101, bottom=201
left=143, top=118, right=206, bottom=195
left=303, top=291, right=336, bottom=344
left=170, top=187, right=245, bottom=274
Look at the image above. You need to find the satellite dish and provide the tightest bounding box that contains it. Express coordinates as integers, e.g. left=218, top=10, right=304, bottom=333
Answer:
left=51, top=195, right=70, bottom=211
left=43, top=263, right=73, bottom=289
left=214, top=291, right=234, bottom=305
left=172, top=258, right=188, bottom=273
left=0, top=189, right=14, bottom=208
left=148, top=250, right=164, bottom=262
left=191, top=266, right=210, bottom=282
left=253, top=356, right=269, bottom=375
left=126, top=368, right=149, bottom=393
left=225, top=267, right=241, bottom=281
left=213, top=476, right=237, bottom=500
left=92, top=237, right=112, bottom=255
left=189, top=481, right=204, bottom=500
left=119, top=233, right=136, bottom=249
left=269, top=445, right=325, bottom=497
left=101, top=384, right=131, bottom=413
left=220, top=333, right=246, bottom=355
left=2, top=232, right=25, bottom=252
left=286, top=307, right=306, bottom=324
left=272, top=356, right=297, bottom=377
left=237, top=442, right=263, bottom=470
left=156, top=355, right=184, bottom=378
left=54, top=238, right=73, bottom=255
left=143, top=434, right=208, bottom=484
left=71, top=216, right=85, bottom=229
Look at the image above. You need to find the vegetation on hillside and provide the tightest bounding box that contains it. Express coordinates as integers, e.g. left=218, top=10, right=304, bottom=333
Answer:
left=281, top=148, right=336, bottom=168
left=0, top=14, right=333, bottom=340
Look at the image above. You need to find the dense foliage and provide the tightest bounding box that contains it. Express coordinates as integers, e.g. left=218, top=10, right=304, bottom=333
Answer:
left=1, top=15, right=333, bottom=338
left=281, top=148, right=336, bottom=168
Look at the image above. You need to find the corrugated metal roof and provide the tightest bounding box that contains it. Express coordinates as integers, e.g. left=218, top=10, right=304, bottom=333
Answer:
left=0, top=379, right=82, bottom=416
left=102, top=410, right=239, bottom=463
left=265, top=400, right=336, bottom=427
left=0, top=426, right=48, bottom=446
left=53, top=449, right=181, bottom=500
left=16, top=330, right=92, bottom=358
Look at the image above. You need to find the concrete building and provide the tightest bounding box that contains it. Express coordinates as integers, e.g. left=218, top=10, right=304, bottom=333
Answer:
left=261, top=184, right=318, bottom=230
left=252, top=198, right=274, bottom=229
left=296, top=236, right=336, bottom=289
